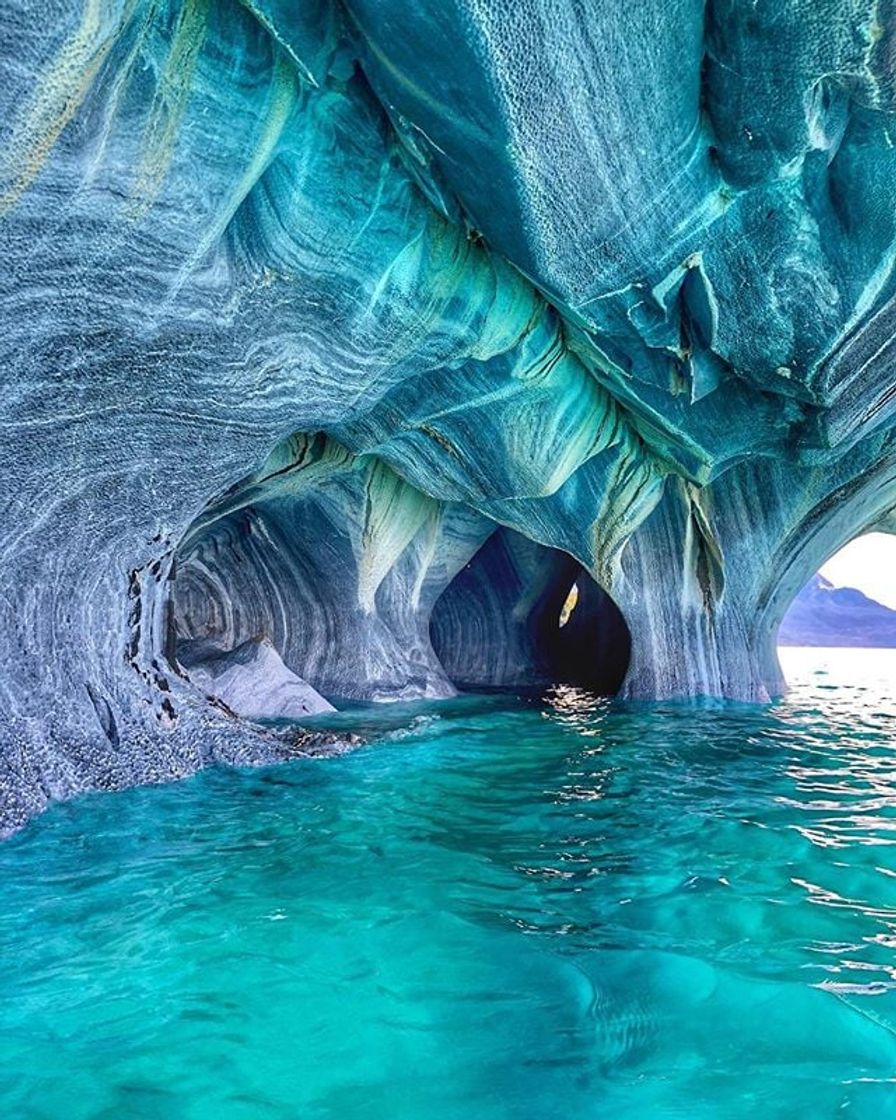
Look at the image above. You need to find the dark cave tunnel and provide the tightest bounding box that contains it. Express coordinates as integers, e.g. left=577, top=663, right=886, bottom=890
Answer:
left=429, top=527, right=631, bottom=698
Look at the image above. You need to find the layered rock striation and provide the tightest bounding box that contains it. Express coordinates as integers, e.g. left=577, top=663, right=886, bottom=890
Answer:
left=3, top=0, right=896, bottom=829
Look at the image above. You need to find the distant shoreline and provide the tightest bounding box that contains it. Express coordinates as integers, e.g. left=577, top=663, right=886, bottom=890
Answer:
left=779, top=576, right=896, bottom=648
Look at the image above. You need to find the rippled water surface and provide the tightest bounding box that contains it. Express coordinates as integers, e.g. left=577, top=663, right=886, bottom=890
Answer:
left=5, top=648, right=896, bottom=1118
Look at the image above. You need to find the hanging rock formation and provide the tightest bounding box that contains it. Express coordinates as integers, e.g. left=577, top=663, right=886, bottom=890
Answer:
left=3, top=0, right=896, bottom=830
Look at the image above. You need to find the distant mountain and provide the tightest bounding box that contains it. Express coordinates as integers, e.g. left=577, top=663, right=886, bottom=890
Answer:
left=779, top=574, right=896, bottom=647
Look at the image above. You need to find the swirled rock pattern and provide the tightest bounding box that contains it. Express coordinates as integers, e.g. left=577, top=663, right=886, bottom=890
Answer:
left=3, top=0, right=896, bottom=830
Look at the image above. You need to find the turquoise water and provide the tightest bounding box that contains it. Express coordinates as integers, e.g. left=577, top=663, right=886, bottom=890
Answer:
left=4, top=649, right=896, bottom=1118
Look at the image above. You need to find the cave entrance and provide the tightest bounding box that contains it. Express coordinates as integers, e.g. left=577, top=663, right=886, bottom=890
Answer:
left=779, top=531, right=896, bottom=649
left=429, top=527, right=631, bottom=696
left=170, top=434, right=631, bottom=719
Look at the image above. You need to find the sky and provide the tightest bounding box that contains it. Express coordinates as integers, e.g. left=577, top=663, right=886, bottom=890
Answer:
left=819, top=532, right=896, bottom=609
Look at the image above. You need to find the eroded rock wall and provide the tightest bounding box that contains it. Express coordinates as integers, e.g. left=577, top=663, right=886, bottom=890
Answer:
left=3, top=0, right=896, bottom=829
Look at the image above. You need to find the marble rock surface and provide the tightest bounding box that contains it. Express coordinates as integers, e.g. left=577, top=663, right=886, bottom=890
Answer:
left=183, top=638, right=335, bottom=722
left=3, top=0, right=896, bottom=830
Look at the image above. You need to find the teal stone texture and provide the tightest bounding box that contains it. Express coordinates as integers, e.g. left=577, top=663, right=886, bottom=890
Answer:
left=3, top=0, right=896, bottom=830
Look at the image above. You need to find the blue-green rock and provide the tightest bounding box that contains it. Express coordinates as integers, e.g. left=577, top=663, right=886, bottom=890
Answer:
left=2, top=0, right=896, bottom=830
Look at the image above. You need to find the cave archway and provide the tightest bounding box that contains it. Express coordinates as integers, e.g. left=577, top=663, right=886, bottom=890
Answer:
left=779, top=531, right=896, bottom=649
left=747, top=448, right=896, bottom=694
left=171, top=435, right=632, bottom=719
left=172, top=432, right=498, bottom=713
left=429, top=527, right=631, bottom=695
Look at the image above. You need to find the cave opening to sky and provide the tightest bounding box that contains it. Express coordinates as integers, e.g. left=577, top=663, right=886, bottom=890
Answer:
left=817, top=533, right=896, bottom=611
left=779, top=532, right=896, bottom=650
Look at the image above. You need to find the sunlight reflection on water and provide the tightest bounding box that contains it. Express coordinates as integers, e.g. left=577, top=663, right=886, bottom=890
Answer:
left=1, top=648, right=896, bottom=1117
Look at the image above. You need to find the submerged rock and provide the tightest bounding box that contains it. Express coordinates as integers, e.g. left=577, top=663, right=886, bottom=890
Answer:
left=2, top=0, right=896, bottom=828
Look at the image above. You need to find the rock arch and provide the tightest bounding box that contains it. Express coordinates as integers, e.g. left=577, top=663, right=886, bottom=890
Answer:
left=173, top=435, right=632, bottom=715
left=5, top=1, right=896, bottom=829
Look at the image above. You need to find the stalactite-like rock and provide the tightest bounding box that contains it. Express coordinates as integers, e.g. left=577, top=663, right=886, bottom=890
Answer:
left=175, top=432, right=494, bottom=703
left=4, top=0, right=896, bottom=830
